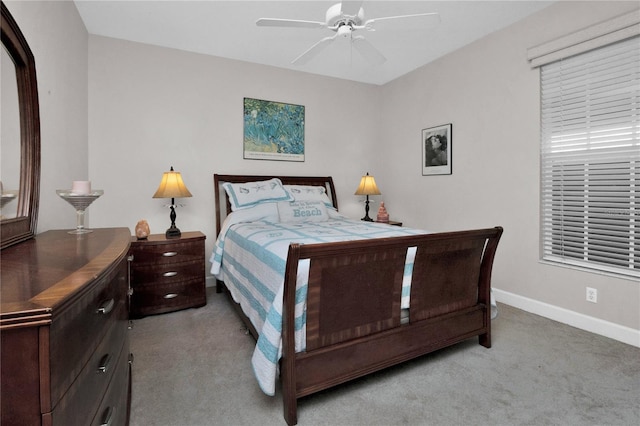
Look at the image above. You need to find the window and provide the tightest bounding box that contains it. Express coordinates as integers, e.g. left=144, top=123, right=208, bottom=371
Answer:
left=540, top=36, right=639, bottom=278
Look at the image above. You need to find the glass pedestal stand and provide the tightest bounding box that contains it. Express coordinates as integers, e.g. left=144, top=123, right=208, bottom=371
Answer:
left=57, top=190, right=103, bottom=234
left=0, top=191, right=17, bottom=209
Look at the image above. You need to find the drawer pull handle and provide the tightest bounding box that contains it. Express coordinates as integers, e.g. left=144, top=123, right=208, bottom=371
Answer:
left=97, top=353, right=112, bottom=374
left=163, top=251, right=178, bottom=257
left=96, top=299, right=115, bottom=315
left=99, top=406, right=115, bottom=426
left=163, top=271, right=178, bottom=277
left=164, top=293, right=179, bottom=299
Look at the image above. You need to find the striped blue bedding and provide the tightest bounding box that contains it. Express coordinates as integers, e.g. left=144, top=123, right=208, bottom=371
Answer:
left=210, top=215, right=428, bottom=395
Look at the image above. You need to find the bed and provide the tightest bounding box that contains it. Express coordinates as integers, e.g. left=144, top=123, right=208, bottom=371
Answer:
left=211, top=174, right=503, bottom=425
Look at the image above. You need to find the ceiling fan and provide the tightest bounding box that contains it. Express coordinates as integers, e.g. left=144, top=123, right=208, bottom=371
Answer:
left=256, top=1, right=440, bottom=66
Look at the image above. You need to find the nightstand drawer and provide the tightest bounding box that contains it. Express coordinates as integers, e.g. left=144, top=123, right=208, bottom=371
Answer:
left=129, top=240, right=203, bottom=265
left=131, top=260, right=203, bottom=285
left=130, top=279, right=206, bottom=316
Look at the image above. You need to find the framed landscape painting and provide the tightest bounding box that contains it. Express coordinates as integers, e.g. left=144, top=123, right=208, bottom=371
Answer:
left=243, top=97, right=305, bottom=162
left=422, top=123, right=452, bottom=175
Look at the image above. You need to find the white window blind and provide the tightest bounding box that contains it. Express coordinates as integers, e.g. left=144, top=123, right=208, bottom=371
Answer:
left=540, top=35, right=639, bottom=279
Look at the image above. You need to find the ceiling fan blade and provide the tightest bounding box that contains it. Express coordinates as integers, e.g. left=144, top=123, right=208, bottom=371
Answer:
left=352, top=36, right=386, bottom=65
left=340, top=1, right=364, bottom=17
left=292, top=35, right=338, bottom=65
left=363, top=12, right=441, bottom=31
left=256, top=18, right=326, bottom=29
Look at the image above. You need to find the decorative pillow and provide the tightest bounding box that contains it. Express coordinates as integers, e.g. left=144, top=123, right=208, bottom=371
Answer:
left=277, top=200, right=330, bottom=223
left=223, top=178, right=293, bottom=211
left=284, top=185, right=333, bottom=207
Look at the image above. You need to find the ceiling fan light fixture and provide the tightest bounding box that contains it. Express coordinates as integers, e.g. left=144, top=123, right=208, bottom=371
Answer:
left=337, top=24, right=352, bottom=38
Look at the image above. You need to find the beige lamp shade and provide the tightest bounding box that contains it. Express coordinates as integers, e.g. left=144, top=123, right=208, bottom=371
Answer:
left=153, top=167, right=192, bottom=199
left=354, top=173, right=381, bottom=196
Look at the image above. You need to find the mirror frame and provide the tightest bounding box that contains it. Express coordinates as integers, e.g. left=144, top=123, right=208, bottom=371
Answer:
left=1, top=2, right=40, bottom=249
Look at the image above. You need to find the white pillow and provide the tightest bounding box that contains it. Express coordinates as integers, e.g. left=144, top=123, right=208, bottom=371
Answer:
left=225, top=202, right=279, bottom=225
left=216, top=203, right=279, bottom=250
left=277, top=200, right=330, bottom=223
left=327, top=208, right=346, bottom=219
left=284, top=185, right=333, bottom=207
left=223, top=178, right=293, bottom=211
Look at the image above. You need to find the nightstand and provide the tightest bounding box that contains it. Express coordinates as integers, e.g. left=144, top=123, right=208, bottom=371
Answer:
left=129, top=231, right=206, bottom=318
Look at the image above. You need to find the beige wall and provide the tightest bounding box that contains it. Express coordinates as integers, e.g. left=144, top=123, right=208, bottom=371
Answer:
left=5, top=1, right=638, bottom=344
left=377, top=1, right=640, bottom=340
left=4, top=0, right=89, bottom=232
left=87, top=36, right=381, bottom=258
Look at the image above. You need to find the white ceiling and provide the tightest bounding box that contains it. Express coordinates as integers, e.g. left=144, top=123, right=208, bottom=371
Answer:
left=74, top=0, right=553, bottom=85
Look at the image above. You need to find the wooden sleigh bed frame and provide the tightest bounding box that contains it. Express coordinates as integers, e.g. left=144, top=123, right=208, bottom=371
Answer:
left=214, top=174, right=503, bottom=425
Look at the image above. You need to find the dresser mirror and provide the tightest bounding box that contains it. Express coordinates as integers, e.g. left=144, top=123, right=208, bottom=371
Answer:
left=1, top=2, right=41, bottom=249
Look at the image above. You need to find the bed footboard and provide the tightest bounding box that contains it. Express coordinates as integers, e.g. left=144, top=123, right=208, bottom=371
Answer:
left=281, top=227, right=503, bottom=425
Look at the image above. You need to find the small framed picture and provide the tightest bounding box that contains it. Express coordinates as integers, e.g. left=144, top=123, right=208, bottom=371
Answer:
left=422, top=124, right=452, bottom=176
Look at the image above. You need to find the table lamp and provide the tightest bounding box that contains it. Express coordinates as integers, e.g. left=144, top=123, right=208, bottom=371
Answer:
left=153, top=166, right=192, bottom=238
left=354, top=172, right=381, bottom=221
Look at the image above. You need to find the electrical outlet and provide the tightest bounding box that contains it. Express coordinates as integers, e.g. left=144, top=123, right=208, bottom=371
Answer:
left=586, top=287, right=598, bottom=303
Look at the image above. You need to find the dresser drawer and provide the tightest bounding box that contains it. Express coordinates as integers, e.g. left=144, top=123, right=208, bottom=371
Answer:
left=131, top=260, right=204, bottom=286
left=92, top=338, right=131, bottom=426
left=129, top=239, right=203, bottom=265
left=50, top=302, right=128, bottom=425
left=130, top=278, right=206, bottom=316
left=48, top=259, right=128, bottom=407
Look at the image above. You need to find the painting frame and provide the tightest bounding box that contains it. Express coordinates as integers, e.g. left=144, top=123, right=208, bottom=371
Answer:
left=243, top=97, right=305, bottom=162
left=422, top=123, right=452, bottom=176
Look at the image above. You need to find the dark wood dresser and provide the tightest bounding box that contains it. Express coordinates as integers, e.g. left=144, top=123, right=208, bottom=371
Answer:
left=129, top=231, right=206, bottom=317
left=0, top=228, right=132, bottom=426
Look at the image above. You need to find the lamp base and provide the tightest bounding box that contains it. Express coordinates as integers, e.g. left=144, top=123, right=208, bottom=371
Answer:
left=165, top=226, right=181, bottom=239
left=165, top=201, right=182, bottom=238
left=361, top=196, right=374, bottom=222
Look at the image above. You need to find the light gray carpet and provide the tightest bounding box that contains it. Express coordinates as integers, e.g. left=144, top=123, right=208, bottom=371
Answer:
left=129, top=287, right=640, bottom=425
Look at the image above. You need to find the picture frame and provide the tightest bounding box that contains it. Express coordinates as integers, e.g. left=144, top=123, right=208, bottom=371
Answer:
left=422, top=123, right=452, bottom=175
left=243, top=97, right=305, bottom=162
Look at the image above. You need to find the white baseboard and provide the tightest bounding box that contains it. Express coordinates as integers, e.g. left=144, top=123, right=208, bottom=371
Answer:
left=206, top=276, right=217, bottom=288
left=494, top=288, right=640, bottom=348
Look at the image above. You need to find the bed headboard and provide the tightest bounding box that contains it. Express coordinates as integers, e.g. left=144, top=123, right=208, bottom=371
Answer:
left=213, top=174, right=338, bottom=237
